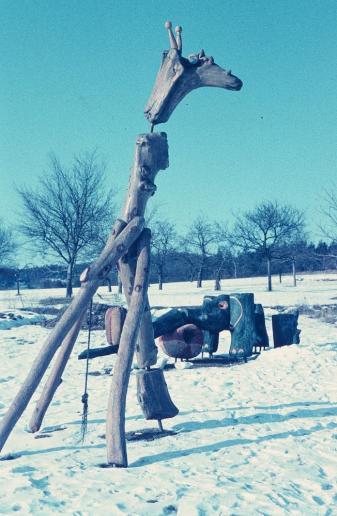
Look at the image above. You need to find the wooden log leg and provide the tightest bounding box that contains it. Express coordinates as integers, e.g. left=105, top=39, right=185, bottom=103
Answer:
left=119, top=248, right=157, bottom=369
left=0, top=217, right=143, bottom=452
left=0, top=281, right=98, bottom=452
left=106, top=229, right=151, bottom=467
left=118, top=133, right=169, bottom=369
left=28, top=309, right=87, bottom=433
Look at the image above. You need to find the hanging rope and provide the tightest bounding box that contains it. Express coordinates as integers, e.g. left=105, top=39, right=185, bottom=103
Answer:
left=80, top=298, right=93, bottom=443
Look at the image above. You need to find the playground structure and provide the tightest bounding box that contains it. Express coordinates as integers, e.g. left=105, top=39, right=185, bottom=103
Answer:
left=79, top=293, right=270, bottom=361
left=0, top=21, right=245, bottom=466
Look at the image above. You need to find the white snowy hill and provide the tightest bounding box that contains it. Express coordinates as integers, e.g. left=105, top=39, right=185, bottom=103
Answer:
left=0, top=273, right=336, bottom=514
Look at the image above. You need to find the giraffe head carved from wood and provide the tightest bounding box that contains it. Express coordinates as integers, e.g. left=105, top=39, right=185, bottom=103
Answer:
left=144, top=21, right=243, bottom=126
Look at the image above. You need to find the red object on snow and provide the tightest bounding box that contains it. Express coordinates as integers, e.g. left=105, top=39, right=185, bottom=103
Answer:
left=158, top=324, right=204, bottom=359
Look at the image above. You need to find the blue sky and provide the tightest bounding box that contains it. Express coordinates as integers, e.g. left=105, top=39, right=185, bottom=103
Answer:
left=1, top=0, right=337, bottom=261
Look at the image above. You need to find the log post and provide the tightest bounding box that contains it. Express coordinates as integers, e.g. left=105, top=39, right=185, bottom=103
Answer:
left=229, top=293, right=258, bottom=358
left=136, top=368, right=178, bottom=421
left=0, top=216, right=144, bottom=452
left=119, top=247, right=157, bottom=369
left=106, top=229, right=151, bottom=467
left=272, top=311, right=300, bottom=348
left=253, top=303, right=269, bottom=353
left=28, top=309, right=87, bottom=432
left=118, top=132, right=168, bottom=369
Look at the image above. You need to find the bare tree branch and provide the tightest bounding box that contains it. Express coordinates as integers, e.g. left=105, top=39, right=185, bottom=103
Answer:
left=17, top=151, right=116, bottom=296
left=231, top=201, right=305, bottom=291
left=0, top=221, right=16, bottom=265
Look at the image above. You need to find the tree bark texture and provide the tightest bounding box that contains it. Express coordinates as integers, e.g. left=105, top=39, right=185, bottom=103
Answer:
left=272, top=312, right=301, bottom=348
left=0, top=216, right=144, bottom=451
left=229, top=293, right=258, bottom=358
left=106, top=229, right=151, bottom=467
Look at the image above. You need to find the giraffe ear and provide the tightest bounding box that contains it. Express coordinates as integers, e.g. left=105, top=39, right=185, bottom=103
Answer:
left=175, top=26, right=182, bottom=52
left=164, top=21, right=178, bottom=49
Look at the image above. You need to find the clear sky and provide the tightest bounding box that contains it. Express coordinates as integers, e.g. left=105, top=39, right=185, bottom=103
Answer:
left=1, top=0, right=337, bottom=262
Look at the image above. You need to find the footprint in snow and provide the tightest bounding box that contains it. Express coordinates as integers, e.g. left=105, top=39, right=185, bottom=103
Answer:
left=0, top=376, right=14, bottom=383
left=12, top=465, right=36, bottom=475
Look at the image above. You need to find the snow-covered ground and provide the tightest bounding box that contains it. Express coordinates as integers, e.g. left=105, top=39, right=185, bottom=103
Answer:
left=0, top=273, right=337, bottom=514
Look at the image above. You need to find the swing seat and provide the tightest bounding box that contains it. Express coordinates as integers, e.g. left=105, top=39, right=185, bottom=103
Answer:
left=137, top=368, right=179, bottom=420
left=105, top=306, right=127, bottom=347
left=158, top=324, right=203, bottom=359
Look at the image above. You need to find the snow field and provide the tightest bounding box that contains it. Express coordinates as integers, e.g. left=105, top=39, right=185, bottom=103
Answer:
left=0, top=273, right=337, bottom=514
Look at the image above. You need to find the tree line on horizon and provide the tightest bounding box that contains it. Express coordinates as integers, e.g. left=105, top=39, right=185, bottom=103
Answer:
left=1, top=152, right=337, bottom=295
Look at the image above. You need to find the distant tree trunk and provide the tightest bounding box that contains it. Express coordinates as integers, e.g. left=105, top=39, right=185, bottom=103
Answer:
left=233, top=258, right=237, bottom=278
left=279, top=271, right=282, bottom=283
left=157, top=263, right=163, bottom=290
left=118, top=272, right=123, bottom=294
left=266, top=257, right=272, bottom=292
left=197, top=266, right=203, bottom=288
left=16, top=272, right=20, bottom=295
left=189, top=268, right=196, bottom=282
left=214, top=270, right=221, bottom=291
left=107, top=277, right=112, bottom=292
left=292, top=259, right=296, bottom=287
left=66, top=262, right=74, bottom=298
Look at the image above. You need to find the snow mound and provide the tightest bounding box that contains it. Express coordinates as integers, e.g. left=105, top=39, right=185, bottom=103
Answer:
left=0, top=310, right=45, bottom=330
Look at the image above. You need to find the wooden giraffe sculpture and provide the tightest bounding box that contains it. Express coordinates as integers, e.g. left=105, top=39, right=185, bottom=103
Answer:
left=0, top=21, right=242, bottom=467
left=145, top=21, right=242, bottom=126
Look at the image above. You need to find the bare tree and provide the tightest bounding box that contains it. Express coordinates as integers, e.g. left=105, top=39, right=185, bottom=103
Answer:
left=0, top=220, right=16, bottom=265
left=320, top=187, right=337, bottom=250
left=151, top=219, right=177, bottom=290
left=17, top=152, right=115, bottom=297
left=211, top=222, right=236, bottom=290
left=231, top=201, right=305, bottom=291
left=211, top=246, right=236, bottom=290
left=182, top=216, right=217, bottom=288
left=280, top=234, right=308, bottom=287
